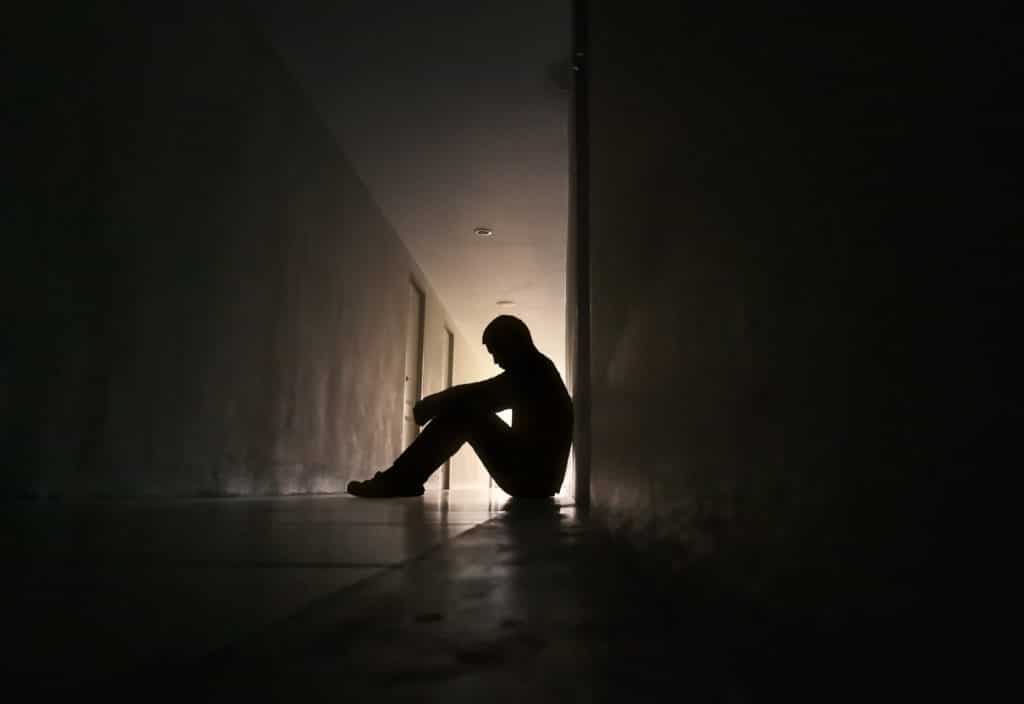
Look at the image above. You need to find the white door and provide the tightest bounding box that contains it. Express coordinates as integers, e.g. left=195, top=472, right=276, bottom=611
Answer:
left=403, top=281, right=426, bottom=449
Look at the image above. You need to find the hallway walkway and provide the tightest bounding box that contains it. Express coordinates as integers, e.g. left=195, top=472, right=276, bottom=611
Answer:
left=92, top=493, right=737, bottom=703
left=3, top=491, right=499, bottom=690
left=7, top=490, right=739, bottom=701
left=6, top=490, right=942, bottom=702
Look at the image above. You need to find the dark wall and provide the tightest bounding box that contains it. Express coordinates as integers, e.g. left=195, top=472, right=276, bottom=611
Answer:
left=585, top=1, right=1015, bottom=682
left=3, top=3, right=471, bottom=497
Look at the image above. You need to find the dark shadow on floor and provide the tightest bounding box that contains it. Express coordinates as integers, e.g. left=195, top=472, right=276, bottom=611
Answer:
left=59, top=493, right=969, bottom=702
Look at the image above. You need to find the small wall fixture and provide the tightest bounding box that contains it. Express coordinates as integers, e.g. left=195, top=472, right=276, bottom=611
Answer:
left=496, top=300, right=516, bottom=307
left=474, top=227, right=494, bottom=238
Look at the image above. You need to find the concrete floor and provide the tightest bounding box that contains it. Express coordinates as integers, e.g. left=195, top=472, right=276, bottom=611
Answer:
left=7, top=490, right=730, bottom=702
left=3, top=490, right=948, bottom=702
left=2, top=491, right=502, bottom=691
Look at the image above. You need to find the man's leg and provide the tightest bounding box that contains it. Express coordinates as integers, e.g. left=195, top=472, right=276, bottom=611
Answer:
left=386, top=407, right=515, bottom=487
left=349, top=407, right=555, bottom=498
left=392, top=409, right=557, bottom=497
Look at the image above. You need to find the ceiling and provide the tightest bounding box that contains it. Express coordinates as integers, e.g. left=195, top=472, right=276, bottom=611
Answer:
left=257, top=1, right=571, bottom=372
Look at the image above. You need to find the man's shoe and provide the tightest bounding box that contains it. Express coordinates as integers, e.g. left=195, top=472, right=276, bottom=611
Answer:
left=347, top=471, right=425, bottom=498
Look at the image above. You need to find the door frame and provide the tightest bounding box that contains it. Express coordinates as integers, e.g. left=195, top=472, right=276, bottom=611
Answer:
left=441, top=326, right=455, bottom=490
left=403, top=277, right=427, bottom=449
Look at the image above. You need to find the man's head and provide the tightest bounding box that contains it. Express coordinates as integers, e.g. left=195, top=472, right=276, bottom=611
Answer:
left=482, top=315, right=535, bottom=369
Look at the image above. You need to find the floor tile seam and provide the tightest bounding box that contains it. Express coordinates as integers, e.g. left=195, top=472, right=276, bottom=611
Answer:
left=7, top=524, right=495, bottom=569
left=239, top=513, right=506, bottom=626
left=191, top=509, right=588, bottom=682
left=6, top=519, right=490, bottom=528
left=13, top=560, right=402, bottom=569
left=5, top=521, right=493, bottom=532
left=6, top=556, right=477, bottom=570
left=244, top=520, right=489, bottom=526
left=153, top=514, right=509, bottom=682
left=82, top=513, right=504, bottom=693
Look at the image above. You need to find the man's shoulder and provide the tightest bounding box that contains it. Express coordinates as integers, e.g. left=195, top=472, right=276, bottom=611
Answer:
left=523, top=352, right=558, bottom=376
left=525, top=353, right=570, bottom=395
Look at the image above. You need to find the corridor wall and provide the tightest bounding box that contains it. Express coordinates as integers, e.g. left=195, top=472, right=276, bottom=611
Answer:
left=582, top=3, right=1012, bottom=612
left=4, top=2, right=491, bottom=497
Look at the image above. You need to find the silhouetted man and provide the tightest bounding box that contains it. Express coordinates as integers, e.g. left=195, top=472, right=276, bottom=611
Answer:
left=347, top=315, right=573, bottom=498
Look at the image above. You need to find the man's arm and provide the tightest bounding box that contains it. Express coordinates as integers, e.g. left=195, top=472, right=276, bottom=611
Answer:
left=413, top=373, right=514, bottom=425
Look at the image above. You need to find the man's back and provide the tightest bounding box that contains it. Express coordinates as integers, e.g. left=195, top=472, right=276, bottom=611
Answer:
left=504, top=351, right=573, bottom=471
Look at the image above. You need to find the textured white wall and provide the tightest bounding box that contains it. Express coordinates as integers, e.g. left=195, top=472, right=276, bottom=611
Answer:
left=6, top=4, right=490, bottom=497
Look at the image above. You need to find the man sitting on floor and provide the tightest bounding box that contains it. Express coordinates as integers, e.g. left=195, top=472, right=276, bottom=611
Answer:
left=347, top=315, right=573, bottom=498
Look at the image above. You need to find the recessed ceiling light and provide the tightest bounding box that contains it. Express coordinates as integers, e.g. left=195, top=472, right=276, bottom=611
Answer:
left=496, top=300, right=516, bottom=307
left=474, top=227, right=494, bottom=238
